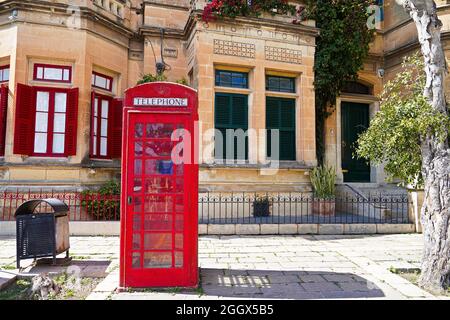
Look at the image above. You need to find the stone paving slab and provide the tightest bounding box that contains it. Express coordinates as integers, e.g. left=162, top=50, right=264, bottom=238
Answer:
left=2, top=234, right=450, bottom=300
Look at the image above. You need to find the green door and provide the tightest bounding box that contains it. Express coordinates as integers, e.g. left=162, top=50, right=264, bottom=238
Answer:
left=341, top=102, right=370, bottom=182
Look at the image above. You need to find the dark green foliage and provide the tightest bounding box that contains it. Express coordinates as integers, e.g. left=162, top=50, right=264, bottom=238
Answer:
left=137, top=74, right=190, bottom=87
left=252, top=197, right=271, bottom=217
left=137, top=73, right=168, bottom=85
left=81, top=180, right=121, bottom=221
left=305, top=0, right=375, bottom=164
left=356, top=54, right=450, bottom=188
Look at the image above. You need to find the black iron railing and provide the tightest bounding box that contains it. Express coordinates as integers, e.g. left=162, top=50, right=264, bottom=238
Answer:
left=0, top=190, right=411, bottom=225
left=199, top=192, right=411, bottom=225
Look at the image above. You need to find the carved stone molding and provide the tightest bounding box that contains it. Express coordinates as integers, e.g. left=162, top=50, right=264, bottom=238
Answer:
left=214, top=39, right=255, bottom=59
left=265, top=46, right=302, bottom=64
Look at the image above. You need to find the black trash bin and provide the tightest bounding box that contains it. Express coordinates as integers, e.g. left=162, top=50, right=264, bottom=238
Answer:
left=15, top=198, right=70, bottom=268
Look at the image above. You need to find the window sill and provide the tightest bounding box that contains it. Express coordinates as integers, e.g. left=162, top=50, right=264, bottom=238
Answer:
left=265, top=91, right=298, bottom=98
left=27, top=156, right=68, bottom=162
left=92, top=87, right=114, bottom=96
left=29, top=80, right=73, bottom=88
left=215, top=86, right=252, bottom=95
left=82, top=159, right=121, bottom=169
left=200, top=161, right=313, bottom=170
left=2, top=158, right=74, bottom=167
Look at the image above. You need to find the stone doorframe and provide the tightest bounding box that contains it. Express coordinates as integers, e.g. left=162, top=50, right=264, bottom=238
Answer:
left=334, top=94, right=385, bottom=184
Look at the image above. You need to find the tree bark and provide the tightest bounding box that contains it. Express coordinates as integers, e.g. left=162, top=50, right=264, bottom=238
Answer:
left=403, top=0, right=450, bottom=293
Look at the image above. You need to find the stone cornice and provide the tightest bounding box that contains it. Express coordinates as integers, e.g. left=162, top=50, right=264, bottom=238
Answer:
left=384, top=31, right=450, bottom=64
left=139, top=26, right=186, bottom=39
left=0, top=0, right=136, bottom=39
left=143, top=0, right=190, bottom=11
left=190, top=11, right=320, bottom=38
left=140, top=10, right=319, bottom=41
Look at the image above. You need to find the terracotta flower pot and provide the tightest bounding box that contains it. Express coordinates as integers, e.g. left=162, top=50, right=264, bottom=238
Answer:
left=312, top=198, right=336, bottom=216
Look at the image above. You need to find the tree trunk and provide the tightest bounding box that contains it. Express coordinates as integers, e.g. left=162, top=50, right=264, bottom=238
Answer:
left=403, top=0, right=450, bottom=293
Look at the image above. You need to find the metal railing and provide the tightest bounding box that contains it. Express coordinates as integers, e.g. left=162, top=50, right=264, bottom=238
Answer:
left=0, top=190, right=120, bottom=221
left=199, top=192, right=410, bottom=225
left=0, top=190, right=410, bottom=224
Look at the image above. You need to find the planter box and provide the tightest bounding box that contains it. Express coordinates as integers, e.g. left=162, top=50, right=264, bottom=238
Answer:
left=253, top=202, right=271, bottom=217
left=312, top=199, right=336, bottom=216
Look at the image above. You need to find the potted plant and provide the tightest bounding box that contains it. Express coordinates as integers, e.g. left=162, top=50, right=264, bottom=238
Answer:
left=252, top=196, right=271, bottom=217
left=310, top=166, right=336, bottom=216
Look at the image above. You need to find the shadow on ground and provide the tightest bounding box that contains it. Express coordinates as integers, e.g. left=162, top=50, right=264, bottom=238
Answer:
left=195, top=268, right=385, bottom=299
left=200, top=234, right=402, bottom=242
left=24, top=260, right=111, bottom=278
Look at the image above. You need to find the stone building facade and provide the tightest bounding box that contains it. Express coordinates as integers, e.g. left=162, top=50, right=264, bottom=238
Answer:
left=0, top=0, right=446, bottom=192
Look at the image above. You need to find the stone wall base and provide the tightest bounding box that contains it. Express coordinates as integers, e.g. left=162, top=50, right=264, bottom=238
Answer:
left=0, top=222, right=416, bottom=236
left=205, top=223, right=416, bottom=235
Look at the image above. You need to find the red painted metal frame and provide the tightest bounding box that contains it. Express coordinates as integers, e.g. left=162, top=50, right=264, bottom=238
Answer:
left=0, top=65, right=9, bottom=83
left=0, top=190, right=120, bottom=222
left=0, top=84, right=8, bottom=156
left=92, top=71, right=113, bottom=92
left=31, top=86, right=71, bottom=157
left=120, top=82, right=198, bottom=289
left=33, top=63, right=72, bottom=83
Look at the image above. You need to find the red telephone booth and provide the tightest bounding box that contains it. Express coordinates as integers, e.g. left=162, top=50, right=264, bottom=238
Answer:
left=120, top=82, right=198, bottom=288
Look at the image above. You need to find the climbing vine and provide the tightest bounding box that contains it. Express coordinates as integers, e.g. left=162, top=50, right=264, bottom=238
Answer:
left=304, top=0, right=376, bottom=165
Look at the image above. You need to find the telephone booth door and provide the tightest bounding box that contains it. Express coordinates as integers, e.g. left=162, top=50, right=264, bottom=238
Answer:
left=120, top=83, right=198, bottom=288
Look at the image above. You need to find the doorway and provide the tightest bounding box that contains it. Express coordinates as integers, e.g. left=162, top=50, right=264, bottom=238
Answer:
left=341, top=102, right=370, bottom=183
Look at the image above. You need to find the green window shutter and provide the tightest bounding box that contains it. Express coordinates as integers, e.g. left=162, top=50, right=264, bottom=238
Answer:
left=231, top=95, right=248, bottom=129
left=280, top=131, right=296, bottom=161
left=280, top=98, right=295, bottom=130
left=266, top=97, right=280, bottom=128
left=215, top=93, right=231, bottom=127
left=215, top=93, right=248, bottom=160
left=266, top=97, right=296, bottom=161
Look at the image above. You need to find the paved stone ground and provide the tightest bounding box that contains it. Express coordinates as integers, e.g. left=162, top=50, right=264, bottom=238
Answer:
left=1, top=234, right=449, bottom=300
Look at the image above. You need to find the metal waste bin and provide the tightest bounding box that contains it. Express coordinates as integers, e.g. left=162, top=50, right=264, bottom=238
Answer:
left=15, top=198, right=70, bottom=268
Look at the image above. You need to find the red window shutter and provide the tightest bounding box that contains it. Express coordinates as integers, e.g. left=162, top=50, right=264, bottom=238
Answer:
left=89, top=92, right=95, bottom=158
left=13, top=84, right=35, bottom=155
left=0, top=86, right=8, bottom=156
left=109, top=98, right=123, bottom=159
left=65, top=88, right=79, bottom=156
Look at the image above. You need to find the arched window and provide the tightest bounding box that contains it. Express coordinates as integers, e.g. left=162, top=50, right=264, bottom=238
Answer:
left=341, top=81, right=373, bottom=95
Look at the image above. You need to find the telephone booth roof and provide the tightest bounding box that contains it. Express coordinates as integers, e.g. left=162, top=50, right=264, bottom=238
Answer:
left=124, top=82, right=198, bottom=113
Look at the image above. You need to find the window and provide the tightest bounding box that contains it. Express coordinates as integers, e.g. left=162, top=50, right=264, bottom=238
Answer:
left=34, top=64, right=72, bottom=83
left=266, top=97, right=296, bottom=161
left=266, top=75, right=296, bottom=93
left=215, top=93, right=248, bottom=161
left=14, top=84, right=78, bottom=157
left=33, top=89, right=69, bottom=155
left=376, top=0, right=384, bottom=21
left=0, top=65, right=10, bottom=83
left=91, top=95, right=110, bottom=158
left=215, top=70, right=248, bottom=89
left=90, top=93, right=123, bottom=159
left=92, top=72, right=113, bottom=91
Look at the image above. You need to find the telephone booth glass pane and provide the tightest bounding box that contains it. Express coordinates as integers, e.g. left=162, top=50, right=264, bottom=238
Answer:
left=130, top=121, right=186, bottom=270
